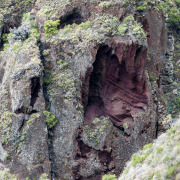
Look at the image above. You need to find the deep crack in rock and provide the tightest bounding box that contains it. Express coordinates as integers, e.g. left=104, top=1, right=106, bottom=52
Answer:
left=30, top=77, right=41, bottom=107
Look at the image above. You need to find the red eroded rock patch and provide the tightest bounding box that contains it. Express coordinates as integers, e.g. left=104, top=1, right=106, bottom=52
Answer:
left=84, top=44, right=148, bottom=128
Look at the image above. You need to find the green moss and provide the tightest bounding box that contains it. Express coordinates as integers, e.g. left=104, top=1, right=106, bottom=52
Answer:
left=132, top=152, right=149, bottom=167
left=78, top=21, right=92, bottom=29
left=149, top=75, right=156, bottom=81
left=123, top=122, right=128, bottom=129
left=124, top=15, right=134, bottom=23
left=5, top=154, right=9, bottom=160
left=12, top=43, right=22, bottom=51
left=156, top=147, right=163, bottom=152
left=175, top=96, right=180, bottom=107
left=137, top=2, right=147, bottom=11
left=143, top=143, right=153, bottom=150
left=167, top=13, right=180, bottom=29
left=84, top=117, right=110, bottom=143
left=92, top=118, right=101, bottom=124
left=117, top=24, right=126, bottom=34
left=168, top=125, right=177, bottom=135
left=44, top=20, right=60, bottom=36
left=163, top=156, right=170, bottom=162
left=166, top=166, right=176, bottom=178
left=43, top=111, right=57, bottom=128
left=176, top=0, right=180, bottom=5
left=39, top=173, right=49, bottom=180
left=102, top=174, right=116, bottom=180
left=30, top=28, right=40, bottom=40
left=3, top=43, right=9, bottom=51
left=0, top=168, right=17, bottom=180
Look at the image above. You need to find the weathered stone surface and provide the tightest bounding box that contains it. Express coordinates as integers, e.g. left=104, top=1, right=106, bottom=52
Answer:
left=0, top=0, right=179, bottom=179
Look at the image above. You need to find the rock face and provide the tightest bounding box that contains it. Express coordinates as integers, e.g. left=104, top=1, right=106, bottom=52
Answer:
left=118, top=117, right=180, bottom=180
left=0, top=0, right=179, bottom=179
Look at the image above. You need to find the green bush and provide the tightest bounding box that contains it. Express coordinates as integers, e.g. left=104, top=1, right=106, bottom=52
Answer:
left=102, top=174, right=116, bottom=180
left=175, top=96, right=180, bottom=107
left=176, top=0, right=180, bottom=5
left=43, top=111, right=57, bottom=128
left=143, top=143, right=153, bottom=150
left=167, top=13, right=180, bottom=29
left=44, top=20, right=60, bottom=36
left=132, top=153, right=145, bottom=166
left=137, top=3, right=147, bottom=11
left=149, top=75, right=156, bottom=81
left=117, top=24, right=126, bottom=34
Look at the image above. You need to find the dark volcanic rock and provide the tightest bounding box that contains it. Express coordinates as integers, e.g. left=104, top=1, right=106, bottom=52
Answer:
left=0, top=0, right=175, bottom=180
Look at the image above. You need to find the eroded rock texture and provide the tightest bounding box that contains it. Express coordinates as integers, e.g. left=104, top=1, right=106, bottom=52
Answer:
left=84, top=44, right=148, bottom=127
left=0, top=0, right=178, bottom=179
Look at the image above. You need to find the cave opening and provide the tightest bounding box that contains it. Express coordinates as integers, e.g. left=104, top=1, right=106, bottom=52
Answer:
left=83, top=44, right=148, bottom=129
left=59, top=9, right=84, bottom=28
left=30, top=77, right=41, bottom=107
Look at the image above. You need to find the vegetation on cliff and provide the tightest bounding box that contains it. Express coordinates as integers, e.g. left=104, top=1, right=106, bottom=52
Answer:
left=0, top=0, right=180, bottom=179
left=119, top=117, right=180, bottom=180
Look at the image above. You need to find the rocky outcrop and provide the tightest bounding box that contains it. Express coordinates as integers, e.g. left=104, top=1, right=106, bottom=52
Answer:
left=0, top=0, right=179, bottom=179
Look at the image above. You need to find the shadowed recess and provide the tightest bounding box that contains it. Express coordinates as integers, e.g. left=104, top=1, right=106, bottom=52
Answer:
left=83, top=44, right=148, bottom=129
left=59, top=9, right=84, bottom=28
left=30, top=77, right=41, bottom=107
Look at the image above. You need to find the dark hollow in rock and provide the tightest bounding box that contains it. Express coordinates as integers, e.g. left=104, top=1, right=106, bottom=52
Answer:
left=98, top=150, right=112, bottom=166
left=0, top=68, right=5, bottom=83
left=0, top=21, right=21, bottom=51
left=30, top=77, right=41, bottom=107
left=75, top=139, right=91, bottom=160
left=83, top=44, right=148, bottom=128
left=59, top=9, right=84, bottom=28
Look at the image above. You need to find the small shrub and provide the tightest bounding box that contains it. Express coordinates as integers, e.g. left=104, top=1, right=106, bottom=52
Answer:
left=30, top=28, right=40, bottom=40
left=10, top=25, right=30, bottom=41
left=5, top=154, right=9, bottom=160
left=117, top=24, right=126, bottom=34
left=78, top=21, right=92, bottom=29
left=156, top=147, right=163, bottom=152
left=166, top=166, right=176, bottom=178
left=149, top=75, right=156, bottom=81
left=23, top=13, right=29, bottom=20
left=43, top=111, right=57, bottom=128
left=163, top=156, right=170, bottom=163
left=2, top=33, right=8, bottom=41
left=102, top=174, right=116, bottom=180
left=167, top=13, right=180, bottom=29
left=123, top=122, right=128, bottom=129
left=175, top=96, right=180, bottom=107
left=176, top=0, right=180, bottom=5
left=44, top=20, right=60, bottom=36
left=13, top=45, right=19, bottom=51
left=124, top=15, right=134, bottom=23
left=132, top=152, right=150, bottom=167
left=3, top=43, right=9, bottom=51
left=137, top=3, right=147, bottom=11
left=143, top=143, right=153, bottom=150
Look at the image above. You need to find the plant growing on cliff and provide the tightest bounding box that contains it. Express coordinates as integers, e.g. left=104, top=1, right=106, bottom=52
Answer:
left=43, top=111, right=57, bottom=128
left=102, top=174, right=116, bottom=180
left=44, top=20, right=60, bottom=36
left=167, top=13, right=180, bottom=29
